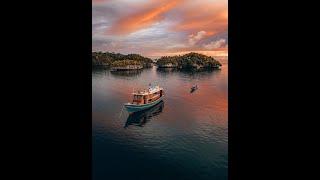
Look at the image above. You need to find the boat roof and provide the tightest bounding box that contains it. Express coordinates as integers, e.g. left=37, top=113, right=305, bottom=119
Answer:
left=132, top=86, right=163, bottom=95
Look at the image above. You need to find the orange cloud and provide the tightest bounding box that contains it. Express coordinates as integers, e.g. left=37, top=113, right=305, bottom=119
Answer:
left=108, top=0, right=183, bottom=35
left=203, top=39, right=227, bottom=50
left=92, top=0, right=109, bottom=4
left=173, top=3, right=228, bottom=36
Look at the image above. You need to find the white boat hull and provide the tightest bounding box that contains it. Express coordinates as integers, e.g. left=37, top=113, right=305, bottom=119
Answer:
left=124, top=96, right=164, bottom=113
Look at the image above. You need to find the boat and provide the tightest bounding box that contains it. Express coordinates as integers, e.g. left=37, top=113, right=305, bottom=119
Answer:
left=190, top=84, right=198, bottom=93
left=124, top=85, right=164, bottom=113
left=124, top=100, right=164, bottom=128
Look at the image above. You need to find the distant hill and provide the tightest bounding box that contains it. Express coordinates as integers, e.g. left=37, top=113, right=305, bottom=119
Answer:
left=92, top=52, right=153, bottom=68
left=156, top=52, right=222, bottom=69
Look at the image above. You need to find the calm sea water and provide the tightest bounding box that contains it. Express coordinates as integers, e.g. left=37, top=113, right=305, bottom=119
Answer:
left=92, top=59, right=228, bottom=180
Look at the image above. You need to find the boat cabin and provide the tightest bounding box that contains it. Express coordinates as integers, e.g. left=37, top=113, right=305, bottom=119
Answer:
left=132, top=86, right=163, bottom=105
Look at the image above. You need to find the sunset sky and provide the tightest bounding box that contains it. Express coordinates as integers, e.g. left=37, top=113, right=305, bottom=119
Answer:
left=92, top=0, right=228, bottom=58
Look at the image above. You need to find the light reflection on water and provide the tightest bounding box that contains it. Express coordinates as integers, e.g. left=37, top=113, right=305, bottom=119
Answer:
left=93, top=61, right=228, bottom=180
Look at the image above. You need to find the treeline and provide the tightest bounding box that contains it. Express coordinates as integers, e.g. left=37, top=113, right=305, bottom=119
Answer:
left=156, top=52, right=222, bottom=69
left=92, top=52, right=153, bottom=68
left=111, top=60, right=142, bottom=67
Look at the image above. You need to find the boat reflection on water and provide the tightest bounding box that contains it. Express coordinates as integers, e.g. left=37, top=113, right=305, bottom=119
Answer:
left=124, top=100, right=164, bottom=128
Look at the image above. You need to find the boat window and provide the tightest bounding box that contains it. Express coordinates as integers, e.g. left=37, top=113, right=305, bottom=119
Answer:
left=133, top=95, right=142, bottom=100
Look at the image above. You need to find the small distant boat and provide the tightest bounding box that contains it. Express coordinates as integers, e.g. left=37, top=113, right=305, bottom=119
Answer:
left=124, top=85, right=164, bottom=113
left=190, top=85, right=198, bottom=93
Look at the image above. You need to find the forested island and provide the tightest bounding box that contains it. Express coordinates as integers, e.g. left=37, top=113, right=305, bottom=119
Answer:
left=156, top=52, right=222, bottom=70
left=92, top=52, right=222, bottom=71
left=92, top=52, right=153, bottom=70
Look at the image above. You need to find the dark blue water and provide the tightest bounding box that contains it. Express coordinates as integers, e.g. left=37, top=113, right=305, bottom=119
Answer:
left=92, top=60, right=228, bottom=180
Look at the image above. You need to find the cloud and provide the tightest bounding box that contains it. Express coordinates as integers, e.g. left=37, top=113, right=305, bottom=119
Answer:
left=172, top=2, right=228, bottom=35
left=92, top=0, right=228, bottom=57
left=92, top=0, right=105, bottom=3
left=188, top=31, right=207, bottom=46
left=107, top=0, right=183, bottom=35
left=203, top=39, right=227, bottom=50
left=92, top=0, right=110, bottom=5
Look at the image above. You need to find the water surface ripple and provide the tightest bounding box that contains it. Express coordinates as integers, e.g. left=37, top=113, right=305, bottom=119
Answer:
left=93, top=60, right=228, bottom=180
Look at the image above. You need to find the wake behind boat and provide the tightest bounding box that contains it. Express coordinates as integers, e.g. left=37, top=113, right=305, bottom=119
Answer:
left=124, top=85, right=164, bottom=113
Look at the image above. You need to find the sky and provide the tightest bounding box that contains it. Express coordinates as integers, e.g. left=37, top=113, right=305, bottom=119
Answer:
left=92, top=0, right=228, bottom=58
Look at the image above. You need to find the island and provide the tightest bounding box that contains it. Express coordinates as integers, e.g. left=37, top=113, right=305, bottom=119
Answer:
left=92, top=52, right=222, bottom=71
left=156, top=52, right=222, bottom=70
left=111, top=60, right=143, bottom=71
left=92, top=52, right=153, bottom=70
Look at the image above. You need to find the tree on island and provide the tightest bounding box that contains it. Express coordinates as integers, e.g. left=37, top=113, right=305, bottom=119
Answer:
left=92, top=52, right=153, bottom=68
left=92, top=51, right=222, bottom=70
left=111, top=60, right=142, bottom=67
left=156, top=52, right=222, bottom=69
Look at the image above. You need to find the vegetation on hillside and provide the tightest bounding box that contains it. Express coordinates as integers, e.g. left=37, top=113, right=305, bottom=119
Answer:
left=111, top=60, right=142, bottom=67
left=92, top=52, right=153, bottom=68
left=156, top=52, right=222, bottom=69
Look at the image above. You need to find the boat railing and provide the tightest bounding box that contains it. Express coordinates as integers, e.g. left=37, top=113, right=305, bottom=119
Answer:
left=133, top=86, right=161, bottom=95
